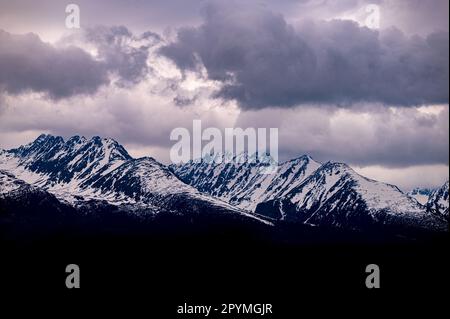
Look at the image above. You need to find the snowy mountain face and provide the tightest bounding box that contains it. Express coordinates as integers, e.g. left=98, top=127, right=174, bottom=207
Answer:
left=173, top=158, right=447, bottom=233
left=170, top=154, right=321, bottom=211
left=0, top=134, right=269, bottom=225
left=0, top=134, right=447, bottom=238
left=255, top=162, right=445, bottom=232
left=427, top=181, right=449, bottom=219
left=9, top=134, right=131, bottom=184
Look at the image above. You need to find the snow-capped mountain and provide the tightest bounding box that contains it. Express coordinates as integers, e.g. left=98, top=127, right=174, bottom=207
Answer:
left=408, top=188, right=434, bottom=205
left=170, top=154, right=321, bottom=210
left=0, top=134, right=269, bottom=225
left=174, top=157, right=447, bottom=233
left=427, top=181, right=449, bottom=219
left=0, top=134, right=447, bottom=237
left=255, top=162, right=445, bottom=232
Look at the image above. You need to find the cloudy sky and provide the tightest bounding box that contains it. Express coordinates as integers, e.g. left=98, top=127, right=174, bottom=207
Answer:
left=0, top=0, right=448, bottom=190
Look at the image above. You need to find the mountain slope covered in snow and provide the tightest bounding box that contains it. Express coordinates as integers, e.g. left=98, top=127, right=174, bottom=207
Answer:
left=0, top=135, right=269, bottom=225
left=173, top=157, right=447, bottom=233
left=170, top=154, right=321, bottom=210
left=0, top=134, right=447, bottom=237
left=255, top=162, right=445, bottom=232
left=427, top=181, right=449, bottom=219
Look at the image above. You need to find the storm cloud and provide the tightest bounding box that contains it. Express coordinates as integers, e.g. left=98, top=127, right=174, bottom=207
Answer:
left=160, top=3, right=449, bottom=109
left=0, top=26, right=161, bottom=99
left=0, top=29, right=109, bottom=99
left=84, top=26, right=161, bottom=87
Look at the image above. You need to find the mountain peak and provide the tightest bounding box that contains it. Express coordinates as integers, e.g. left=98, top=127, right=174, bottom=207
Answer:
left=10, top=134, right=132, bottom=162
left=32, top=133, right=63, bottom=144
left=10, top=133, right=64, bottom=158
left=319, top=161, right=352, bottom=172
left=35, top=133, right=49, bottom=141
left=282, top=154, right=318, bottom=165
left=67, top=135, right=87, bottom=145
left=3, top=134, right=134, bottom=187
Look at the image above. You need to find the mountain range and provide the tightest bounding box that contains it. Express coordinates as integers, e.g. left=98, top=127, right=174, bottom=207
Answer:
left=172, top=155, right=448, bottom=232
left=1, top=134, right=448, bottom=241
